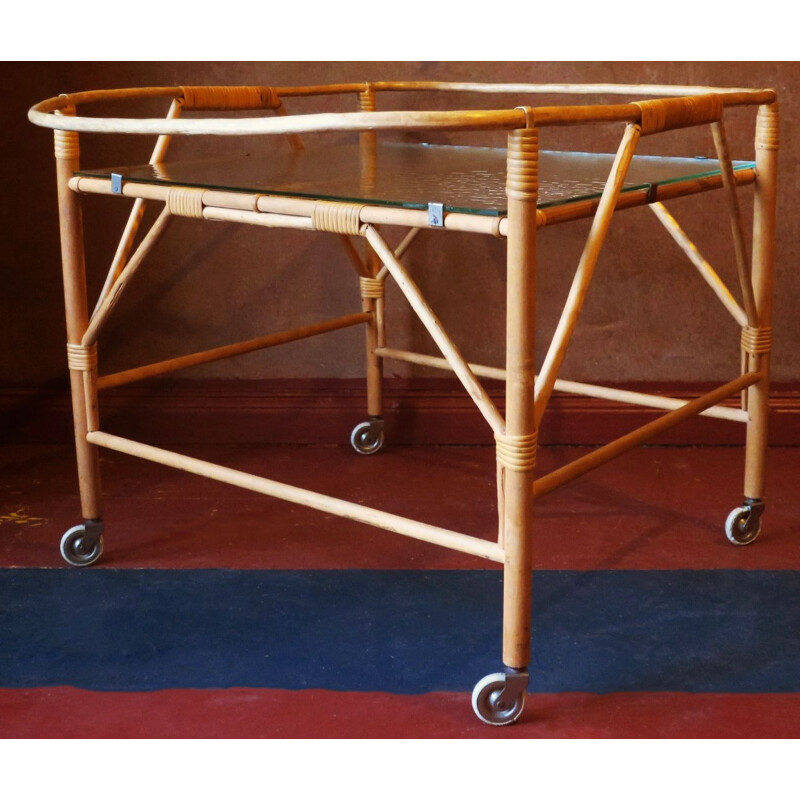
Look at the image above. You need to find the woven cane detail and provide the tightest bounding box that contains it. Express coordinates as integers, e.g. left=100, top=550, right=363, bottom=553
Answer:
left=54, top=129, right=79, bottom=160
left=506, top=128, right=539, bottom=200
left=741, top=325, right=772, bottom=356
left=633, top=94, right=723, bottom=135
left=359, top=277, right=384, bottom=299
left=312, top=201, right=364, bottom=235
left=180, top=85, right=280, bottom=110
left=67, top=343, right=97, bottom=372
left=167, top=188, right=204, bottom=218
left=756, top=103, right=780, bottom=151
left=54, top=105, right=79, bottom=160
left=495, top=431, right=538, bottom=472
left=359, top=86, right=376, bottom=112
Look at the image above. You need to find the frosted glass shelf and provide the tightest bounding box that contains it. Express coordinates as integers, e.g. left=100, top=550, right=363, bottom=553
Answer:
left=78, top=141, right=755, bottom=217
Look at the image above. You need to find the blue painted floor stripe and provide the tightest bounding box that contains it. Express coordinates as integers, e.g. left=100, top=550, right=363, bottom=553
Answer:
left=2, top=569, right=800, bottom=694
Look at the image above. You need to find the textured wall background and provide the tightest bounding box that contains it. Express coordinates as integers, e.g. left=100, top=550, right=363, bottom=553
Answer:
left=4, top=61, right=797, bottom=388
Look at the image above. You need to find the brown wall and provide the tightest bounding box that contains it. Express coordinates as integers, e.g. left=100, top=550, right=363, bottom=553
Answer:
left=4, top=61, right=798, bottom=389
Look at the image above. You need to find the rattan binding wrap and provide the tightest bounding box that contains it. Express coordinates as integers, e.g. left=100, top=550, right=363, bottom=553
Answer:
left=180, top=85, right=280, bottom=111
left=633, top=94, right=723, bottom=135
left=741, top=325, right=772, bottom=356
left=506, top=128, right=539, bottom=201
left=67, top=342, right=97, bottom=372
left=312, top=201, right=364, bottom=235
left=359, top=276, right=384, bottom=299
left=495, top=432, right=538, bottom=472
left=167, top=188, right=205, bottom=218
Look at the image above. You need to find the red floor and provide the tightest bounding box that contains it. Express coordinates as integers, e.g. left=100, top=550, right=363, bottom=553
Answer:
left=2, top=443, right=800, bottom=738
left=3, top=443, right=800, bottom=571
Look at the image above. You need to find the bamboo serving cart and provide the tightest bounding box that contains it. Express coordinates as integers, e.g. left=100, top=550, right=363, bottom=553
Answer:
left=28, top=81, right=778, bottom=725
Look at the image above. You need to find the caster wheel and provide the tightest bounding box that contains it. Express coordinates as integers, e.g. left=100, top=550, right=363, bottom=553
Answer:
left=471, top=672, right=527, bottom=726
left=350, top=419, right=384, bottom=455
left=725, top=503, right=763, bottom=546
left=60, top=524, right=104, bottom=567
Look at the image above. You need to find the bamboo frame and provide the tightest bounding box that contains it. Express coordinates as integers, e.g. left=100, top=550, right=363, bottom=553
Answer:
left=82, top=207, right=173, bottom=347
left=534, top=123, right=641, bottom=426
left=374, top=347, right=748, bottom=423
left=87, top=431, right=503, bottom=563
left=93, top=98, right=183, bottom=315
left=744, top=103, right=779, bottom=500
left=98, top=312, right=372, bottom=390
left=533, top=372, right=761, bottom=499
left=363, top=224, right=505, bottom=435
left=31, top=80, right=779, bottom=725
left=649, top=202, right=748, bottom=328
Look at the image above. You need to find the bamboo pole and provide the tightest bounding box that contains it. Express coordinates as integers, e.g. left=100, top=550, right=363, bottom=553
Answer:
left=70, top=178, right=507, bottom=237
left=98, top=312, right=372, bottom=390
left=533, top=372, right=761, bottom=499
left=533, top=168, right=757, bottom=230
left=83, top=208, right=173, bottom=347
left=71, top=167, right=758, bottom=240
left=202, top=206, right=314, bottom=230
left=363, top=224, right=505, bottom=435
left=710, top=120, right=758, bottom=326
left=356, top=87, right=384, bottom=421
left=500, top=126, right=539, bottom=671
left=273, top=101, right=304, bottom=153
left=53, top=110, right=102, bottom=521
left=31, top=84, right=774, bottom=120
left=273, top=81, right=772, bottom=100
left=338, top=235, right=370, bottom=277
left=375, top=347, right=747, bottom=422
left=93, top=99, right=183, bottom=315
left=30, top=107, right=534, bottom=137
left=394, top=228, right=421, bottom=260
left=649, top=202, right=748, bottom=327
left=375, top=228, right=421, bottom=282
left=744, top=103, right=779, bottom=501
left=534, top=123, right=641, bottom=426
left=87, top=431, right=504, bottom=562
left=30, top=84, right=775, bottom=139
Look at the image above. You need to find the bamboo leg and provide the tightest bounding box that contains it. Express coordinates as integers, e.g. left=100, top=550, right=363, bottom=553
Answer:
left=54, top=112, right=102, bottom=527
left=743, top=104, right=779, bottom=504
left=500, top=127, right=539, bottom=677
left=359, top=86, right=384, bottom=428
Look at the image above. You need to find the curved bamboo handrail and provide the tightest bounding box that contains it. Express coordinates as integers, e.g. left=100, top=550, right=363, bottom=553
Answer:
left=29, top=82, right=776, bottom=138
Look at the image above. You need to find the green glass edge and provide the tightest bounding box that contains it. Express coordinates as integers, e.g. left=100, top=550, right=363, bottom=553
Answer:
left=75, top=158, right=756, bottom=218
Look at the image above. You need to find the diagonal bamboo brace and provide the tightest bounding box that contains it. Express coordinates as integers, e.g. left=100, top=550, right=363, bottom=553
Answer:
left=363, top=223, right=505, bottom=435
left=650, top=202, right=748, bottom=327
left=534, top=123, right=641, bottom=426
left=93, top=99, right=183, bottom=315
left=711, top=119, right=758, bottom=326
left=533, top=371, right=761, bottom=498
left=83, top=207, right=173, bottom=347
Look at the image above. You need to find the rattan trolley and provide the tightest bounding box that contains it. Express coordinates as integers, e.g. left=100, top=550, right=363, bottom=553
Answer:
left=28, top=81, right=778, bottom=725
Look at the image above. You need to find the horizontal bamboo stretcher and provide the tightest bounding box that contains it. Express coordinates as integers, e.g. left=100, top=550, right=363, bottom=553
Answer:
left=30, top=80, right=778, bottom=726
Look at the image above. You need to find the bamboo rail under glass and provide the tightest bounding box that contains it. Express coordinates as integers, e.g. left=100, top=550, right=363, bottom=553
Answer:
left=29, top=81, right=779, bottom=726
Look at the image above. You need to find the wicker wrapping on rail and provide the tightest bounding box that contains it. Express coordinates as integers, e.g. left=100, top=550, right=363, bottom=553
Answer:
left=633, top=94, right=723, bottom=135
left=180, top=86, right=280, bottom=111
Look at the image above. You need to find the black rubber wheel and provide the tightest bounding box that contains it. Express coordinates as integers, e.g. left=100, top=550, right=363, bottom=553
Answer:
left=724, top=506, right=762, bottom=546
left=350, top=420, right=384, bottom=455
left=60, top=524, right=104, bottom=567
